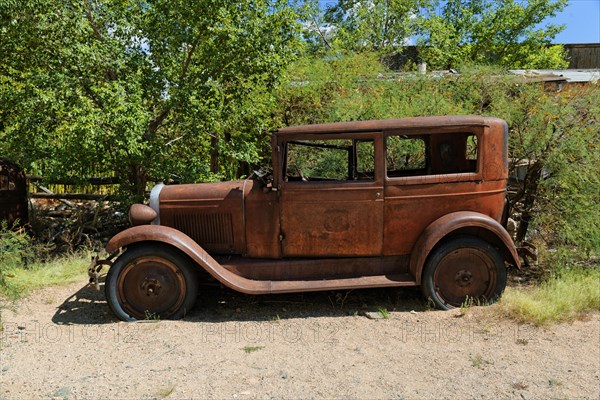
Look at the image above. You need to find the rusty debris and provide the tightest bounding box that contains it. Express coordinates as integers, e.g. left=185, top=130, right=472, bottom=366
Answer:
left=0, top=158, right=28, bottom=227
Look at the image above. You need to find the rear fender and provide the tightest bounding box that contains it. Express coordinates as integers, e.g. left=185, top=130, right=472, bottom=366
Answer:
left=409, top=211, right=521, bottom=284
left=105, top=225, right=272, bottom=295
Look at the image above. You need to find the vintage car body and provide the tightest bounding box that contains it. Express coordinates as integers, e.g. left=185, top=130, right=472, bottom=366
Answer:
left=94, top=115, right=521, bottom=321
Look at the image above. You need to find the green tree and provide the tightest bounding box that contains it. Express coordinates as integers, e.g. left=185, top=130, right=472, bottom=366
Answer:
left=323, top=0, right=430, bottom=53
left=0, top=0, right=303, bottom=197
left=419, top=0, right=569, bottom=69
left=277, top=56, right=599, bottom=253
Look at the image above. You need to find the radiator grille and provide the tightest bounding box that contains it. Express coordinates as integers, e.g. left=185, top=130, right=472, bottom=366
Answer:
left=172, top=213, right=234, bottom=245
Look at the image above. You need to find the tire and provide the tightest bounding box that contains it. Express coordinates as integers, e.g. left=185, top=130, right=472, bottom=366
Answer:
left=105, top=244, right=199, bottom=321
left=421, top=236, right=507, bottom=310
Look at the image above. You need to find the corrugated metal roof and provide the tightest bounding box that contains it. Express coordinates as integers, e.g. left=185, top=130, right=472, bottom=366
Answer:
left=509, top=69, right=600, bottom=83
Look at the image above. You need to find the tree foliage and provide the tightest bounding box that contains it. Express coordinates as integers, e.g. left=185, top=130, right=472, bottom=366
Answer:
left=276, top=55, right=599, bottom=252
left=322, top=0, right=429, bottom=53
left=419, top=0, right=569, bottom=69
left=0, top=0, right=303, bottom=197
left=313, top=0, right=568, bottom=69
left=0, top=0, right=594, bottom=256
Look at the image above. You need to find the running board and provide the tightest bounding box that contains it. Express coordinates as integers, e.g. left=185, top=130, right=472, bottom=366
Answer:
left=103, top=226, right=418, bottom=295
left=267, top=273, right=416, bottom=294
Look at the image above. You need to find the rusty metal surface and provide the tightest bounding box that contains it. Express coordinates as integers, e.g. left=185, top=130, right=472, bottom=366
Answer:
left=0, top=158, right=28, bottom=226
left=244, top=180, right=282, bottom=258
left=432, top=246, right=498, bottom=307
left=216, top=255, right=410, bottom=281
left=517, top=241, right=538, bottom=267
left=129, top=204, right=157, bottom=226
left=116, top=255, right=187, bottom=319
left=276, top=115, right=495, bottom=135
left=280, top=184, right=384, bottom=257
left=409, top=211, right=521, bottom=284
left=88, top=250, right=120, bottom=290
left=105, top=225, right=417, bottom=294
left=159, top=181, right=246, bottom=254
left=105, top=115, right=519, bottom=295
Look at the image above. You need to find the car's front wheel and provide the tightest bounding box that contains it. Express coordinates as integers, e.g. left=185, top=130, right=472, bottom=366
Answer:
left=105, top=244, right=198, bottom=321
left=421, top=236, right=507, bottom=310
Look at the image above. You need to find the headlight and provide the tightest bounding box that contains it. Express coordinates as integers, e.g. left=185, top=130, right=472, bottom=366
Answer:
left=129, top=204, right=158, bottom=226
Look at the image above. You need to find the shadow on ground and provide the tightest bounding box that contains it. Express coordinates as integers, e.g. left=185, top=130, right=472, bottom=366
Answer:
left=52, top=278, right=428, bottom=325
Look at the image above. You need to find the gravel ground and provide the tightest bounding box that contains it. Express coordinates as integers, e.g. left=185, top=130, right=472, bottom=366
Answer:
left=1, top=280, right=599, bottom=400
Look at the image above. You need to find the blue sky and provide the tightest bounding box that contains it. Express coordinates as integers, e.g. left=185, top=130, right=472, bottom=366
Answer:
left=318, top=0, right=600, bottom=44
left=552, top=0, right=600, bottom=43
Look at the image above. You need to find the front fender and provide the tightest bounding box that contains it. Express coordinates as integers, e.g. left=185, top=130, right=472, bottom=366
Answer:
left=105, top=225, right=273, bottom=295
left=409, top=211, right=521, bottom=284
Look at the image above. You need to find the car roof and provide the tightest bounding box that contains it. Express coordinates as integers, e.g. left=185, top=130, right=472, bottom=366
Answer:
left=276, top=115, right=500, bottom=135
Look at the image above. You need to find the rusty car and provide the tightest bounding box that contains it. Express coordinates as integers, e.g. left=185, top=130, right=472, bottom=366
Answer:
left=90, top=115, right=523, bottom=321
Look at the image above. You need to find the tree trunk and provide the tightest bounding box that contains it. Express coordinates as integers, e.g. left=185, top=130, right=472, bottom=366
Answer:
left=515, top=160, right=543, bottom=242
left=128, top=163, right=148, bottom=199
left=210, top=135, right=219, bottom=174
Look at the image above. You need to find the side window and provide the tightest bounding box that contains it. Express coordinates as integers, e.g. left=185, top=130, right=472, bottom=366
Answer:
left=285, top=139, right=374, bottom=182
left=386, top=136, right=427, bottom=177
left=386, top=133, right=478, bottom=178
left=355, top=140, right=375, bottom=180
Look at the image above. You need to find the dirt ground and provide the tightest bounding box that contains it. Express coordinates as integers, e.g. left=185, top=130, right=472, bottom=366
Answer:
left=1, top=280, right=599, bottom=400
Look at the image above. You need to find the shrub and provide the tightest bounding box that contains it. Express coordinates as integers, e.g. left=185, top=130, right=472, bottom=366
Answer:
left=276, top=55, right=600, bottom=255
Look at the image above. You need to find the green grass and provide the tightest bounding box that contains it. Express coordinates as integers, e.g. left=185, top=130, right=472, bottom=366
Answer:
left=0, top=253, right=90, bottom=300
left=378, top=307, right=390, bottom=319
left=498, top=267, right=600, bottom=326
left=242, top=345, right=264, bottom=354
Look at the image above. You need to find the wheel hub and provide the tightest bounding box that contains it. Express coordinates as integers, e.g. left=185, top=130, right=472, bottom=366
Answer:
left=454, top=269, right=473, bottom=287
left=141, top=277, right=162, bottom=296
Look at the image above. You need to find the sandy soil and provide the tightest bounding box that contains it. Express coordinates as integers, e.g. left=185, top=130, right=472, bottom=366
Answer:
left=1, top=280, right=599, bottom=400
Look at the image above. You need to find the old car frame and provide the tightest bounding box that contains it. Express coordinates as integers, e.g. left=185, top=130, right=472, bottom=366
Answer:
left=91, top=115, right=522, bottom=321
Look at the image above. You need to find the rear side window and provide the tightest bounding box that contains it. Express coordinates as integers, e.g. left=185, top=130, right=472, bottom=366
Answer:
left=386, top=133, right=478, bottom=178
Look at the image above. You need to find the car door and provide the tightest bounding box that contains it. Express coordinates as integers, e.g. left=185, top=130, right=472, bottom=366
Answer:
left=279, top=133, right=384, bottom=257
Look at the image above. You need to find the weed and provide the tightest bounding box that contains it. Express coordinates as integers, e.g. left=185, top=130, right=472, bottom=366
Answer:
left=242, top=345, right=264, bottom=354
left=470, top=354, right=492, bottom=369
left=144, top=310, right=160, bottom=321
left=459, top=296, right=475, bottom=316
left=335, top=290, right=353, bottom=309
left=548, top=378, right=563, bottom=387
left=425, top=297, right=436, bottom=311
left=378, top=307, right=390, bottom=319
left=158, top=384, right=175, bottom=398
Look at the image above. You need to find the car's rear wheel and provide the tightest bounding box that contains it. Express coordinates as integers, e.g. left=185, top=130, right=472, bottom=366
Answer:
left=421, top=236, right=507, bottom=310
left=105, top=245, right=198, bottom=321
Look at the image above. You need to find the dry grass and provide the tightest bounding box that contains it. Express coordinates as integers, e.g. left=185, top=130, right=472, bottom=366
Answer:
left=498, top=267, right=600, bottom=326
left=0, top=253, right=90, bottom=300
